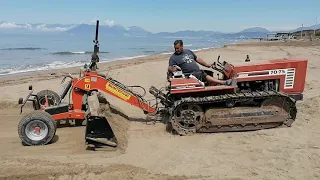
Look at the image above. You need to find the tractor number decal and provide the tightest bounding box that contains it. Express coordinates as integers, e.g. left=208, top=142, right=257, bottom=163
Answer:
left=269, top=69, right=286, bottom=75
left=105, top=82, right=131, bottom=101
left=85, top=84, right=90, bottom=90
left=237, top=68, right=296, bottom=89
left=84, top=78, right=90, bottom=83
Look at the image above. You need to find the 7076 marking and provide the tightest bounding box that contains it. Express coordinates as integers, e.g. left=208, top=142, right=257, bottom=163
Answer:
left=269, top=69, right=286, bottom=75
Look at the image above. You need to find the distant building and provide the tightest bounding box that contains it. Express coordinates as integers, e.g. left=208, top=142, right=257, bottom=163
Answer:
left=265, top=32, right=295, bottom=41
left=276, top=32, right=295, bottom=40
left=266, top=33, right=278, bottom=41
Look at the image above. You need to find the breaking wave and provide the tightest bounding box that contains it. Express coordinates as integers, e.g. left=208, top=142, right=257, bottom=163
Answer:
left=0, top=60, right=87, bottom=76
left=52, top=51, right=109, bottom=55
left=0, top=47, right=46, bottom=51
left=0, top=54, right=148, bottom=76
left=0, top=46, right=218, bottom=76
left=141, top=50, right=157, bottom=54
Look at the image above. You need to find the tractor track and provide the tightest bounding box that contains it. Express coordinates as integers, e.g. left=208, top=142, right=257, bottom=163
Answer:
left=170, top=90, right=297, bottom=135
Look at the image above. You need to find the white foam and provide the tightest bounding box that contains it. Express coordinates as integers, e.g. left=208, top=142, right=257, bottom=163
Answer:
left=111, top=55, right=148, bottom=61
left=71, top=51, right=86, bottom=54
left=0, top=54, right=150, bottom=76
left=0, top=46, right=219, bottom=77
left=0, top=60, right=85, bottom=76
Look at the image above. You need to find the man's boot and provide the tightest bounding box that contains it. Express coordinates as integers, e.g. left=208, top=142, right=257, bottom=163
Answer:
left=225, top=78, right=237, bottom=87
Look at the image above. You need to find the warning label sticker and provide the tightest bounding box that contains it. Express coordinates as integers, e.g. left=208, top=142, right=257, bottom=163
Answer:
left=105, top=82, right=131, bottom=101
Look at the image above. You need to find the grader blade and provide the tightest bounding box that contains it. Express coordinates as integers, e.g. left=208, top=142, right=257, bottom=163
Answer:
left=85, top=116, right=118, bottom=148
left=85, top=92, right=118, bottom=150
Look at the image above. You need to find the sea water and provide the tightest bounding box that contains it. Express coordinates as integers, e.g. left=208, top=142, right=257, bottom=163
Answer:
left=0, top=33, right=243, bottom=76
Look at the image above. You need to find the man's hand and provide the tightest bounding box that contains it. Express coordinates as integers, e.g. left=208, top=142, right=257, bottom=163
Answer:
left=168, top=65, right=180, bottom=73
left=173, top=65, right=181, bottom=71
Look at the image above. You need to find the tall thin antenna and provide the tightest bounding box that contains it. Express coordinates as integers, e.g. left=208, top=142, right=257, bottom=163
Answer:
left=315, top=17, right=318, bottom=37
left=89, top=20, right=100, bottom=71
left=300, top=24, right=303, bottom=39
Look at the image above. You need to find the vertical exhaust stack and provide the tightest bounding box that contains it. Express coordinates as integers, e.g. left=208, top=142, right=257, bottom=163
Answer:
left=89, top=20, right=100, bottom=71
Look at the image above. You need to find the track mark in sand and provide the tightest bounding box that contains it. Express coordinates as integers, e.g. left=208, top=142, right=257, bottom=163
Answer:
left=0, top=101, right=27, bottom=110
left=298, top=95, right=320, bottom=117
left=278, top=47, right=292, bottom=57
left=0, top=157, right=207, bottom=180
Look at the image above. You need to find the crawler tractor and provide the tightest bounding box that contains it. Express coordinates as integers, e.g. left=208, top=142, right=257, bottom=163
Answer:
left=17, top=20, right=307, bottom=150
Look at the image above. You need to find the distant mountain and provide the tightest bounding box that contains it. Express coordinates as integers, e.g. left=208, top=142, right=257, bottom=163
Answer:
left=65, top=24, right=223, bottom=38
left=239, top=27, right=270, bottom=33
left=1, top=21, right=320, bottom=38
left=65, top=24, right=275, bottom=38
left=65, top=24, right=152, bottom=37
left=154, top=30, right=223, bottom=38
left=126, top=26, right=153, bottom=37
left=291, top=24, right=320, bottom=32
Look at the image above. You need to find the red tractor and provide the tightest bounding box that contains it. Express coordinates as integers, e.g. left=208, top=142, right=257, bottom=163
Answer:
left=17, top=20, right=307, bottom=150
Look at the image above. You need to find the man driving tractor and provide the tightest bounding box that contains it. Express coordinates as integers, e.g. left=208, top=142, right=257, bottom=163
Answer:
left=167, top=40, right=234, bottom=86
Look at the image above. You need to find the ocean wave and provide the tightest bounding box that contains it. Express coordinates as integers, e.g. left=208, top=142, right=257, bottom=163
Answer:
left=102, top=55, right=149, bottom=61
left=157, top=46, right=216, bottom=55
left=0, top=54, right=148, bottom=76
left=141, top=50, right=157, bottom=54
left=129, top=47, right=147, bottom=50
left=0, top=46, right=217, bottom=76
left=52, top=51, right=109, bottom=55
left=0, top=60, right=86, bottom=76
left=0, top=47, right=46, bottom=51
left=165, top=43, right=192, bottom=47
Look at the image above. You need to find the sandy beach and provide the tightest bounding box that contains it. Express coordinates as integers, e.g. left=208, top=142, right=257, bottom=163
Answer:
left=0, top=39, right=319, bottom=180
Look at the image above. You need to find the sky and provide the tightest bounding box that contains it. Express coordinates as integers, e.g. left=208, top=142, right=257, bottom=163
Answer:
left=1, top=0, right=320, bottom=33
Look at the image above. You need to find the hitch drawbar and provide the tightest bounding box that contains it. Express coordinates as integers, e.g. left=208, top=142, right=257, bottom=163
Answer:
left=18, top=85, right=41, bottom=114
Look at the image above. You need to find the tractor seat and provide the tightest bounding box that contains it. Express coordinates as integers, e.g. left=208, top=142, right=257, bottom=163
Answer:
left=44, top=103, right=70, bottom=115
left=172, top=71, right=185, bottom=78
left=167, top=71, right=205, bottom=87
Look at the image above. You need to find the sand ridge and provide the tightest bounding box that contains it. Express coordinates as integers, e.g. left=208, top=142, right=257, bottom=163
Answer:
left=0, top=40, right=319, bottom=180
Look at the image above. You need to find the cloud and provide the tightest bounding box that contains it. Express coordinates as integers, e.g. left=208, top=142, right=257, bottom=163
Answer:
left=0, top=22, right=74, bottom=32
left=89, top=19, right=115, bottom=26
left=104, top=20, right=115, bottom=27
left=0, top=22, right=19, bottom=28
left=34, top=24, right=68, bottom=32
left=90, top=19, right=98, bottom=24
left=0, top=22, right=32, bottom=29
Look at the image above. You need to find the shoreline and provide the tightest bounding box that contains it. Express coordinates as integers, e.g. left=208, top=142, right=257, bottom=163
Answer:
left=0, top=41, right=242, bottom=86
left=0, top=46, right=212, bottom=78
left=0, top=38, right=252, bottom=80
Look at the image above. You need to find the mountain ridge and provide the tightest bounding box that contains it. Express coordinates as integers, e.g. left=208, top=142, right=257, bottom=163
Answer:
left=0, top=21, right=319, bottom=38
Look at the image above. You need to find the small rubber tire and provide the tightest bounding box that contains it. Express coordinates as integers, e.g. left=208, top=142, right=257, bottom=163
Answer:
left=36, top=90, right=61, bottom=106
left=18, top=110, right=57, bottom=146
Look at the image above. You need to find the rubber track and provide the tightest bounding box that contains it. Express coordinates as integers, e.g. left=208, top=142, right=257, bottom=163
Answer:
left=170, top=90, right=297, bottom=135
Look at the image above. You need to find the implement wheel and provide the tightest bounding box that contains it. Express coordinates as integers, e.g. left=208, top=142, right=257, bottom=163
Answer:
left=36, top=90, right=60, bottom=106
left=18, top=110, right=57, bottom=146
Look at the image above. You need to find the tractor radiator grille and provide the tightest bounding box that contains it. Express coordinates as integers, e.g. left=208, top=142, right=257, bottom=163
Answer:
left=284, top=68, right=295, bottom=89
